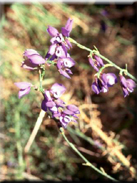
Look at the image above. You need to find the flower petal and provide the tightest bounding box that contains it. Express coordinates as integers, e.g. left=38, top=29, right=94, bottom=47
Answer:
left=89, top=58, right=99, bottom=71
left=56, top=45, right=67, bottom=58
left=61, top=27, right=69, bottom=37
left=14, top=82, right=31, bottom=89
left=126, top=79, right=136, bottom=91
left=91, top=82, right=100, bottom=94
left=48, top=44, right=57, bottom=55
left=46, top=101, right=56, bottom=108
left=94, top=55, right=104, bottom=67
left=122, top=87, right=129, bottom=98
left=67, top=105, right=80, bottom=114
left=21, top=60, right=38, bottom=70
left=63, top=109, right=74, bottom=115
left=120, top=75, right=127, bottom=88
left=106, top=73, right=117, bottom=86
left=64, top=18, right=73, bottom=35
left=29, top=54, right=46, bottom=64
left=18, top=87, right=31, bottom=99
left=50, top=83, right=66, bottom=98
left=23, top=49, right=38, bottom=57
left=59, top=69, right=71, bottom=79
left=62, top=57, right=75, bottom=68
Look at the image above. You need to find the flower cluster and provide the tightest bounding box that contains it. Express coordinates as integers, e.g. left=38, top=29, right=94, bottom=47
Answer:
left=92, top=73, right=117, bottom=94
left=41, top=83, right=80, bottom=128
left=89, top=54, right=136, bottom=97
left=89, top=54, right=118, bottom=94
left=14, top=17, right=137, bottom=132
left=45, top=18, right=75, bottom=79
left=14, top=18, right=81, bottom=129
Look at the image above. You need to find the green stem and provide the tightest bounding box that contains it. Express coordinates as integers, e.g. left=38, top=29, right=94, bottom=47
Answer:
left=96, top=63, right=113, bottom=78
left=68, top=127, right=122, bottom=164
left=39, top=68, right=45, bottom=93
left=68, top=37, right=137, bottom=82
left=60, top=127, right=118, bottom=182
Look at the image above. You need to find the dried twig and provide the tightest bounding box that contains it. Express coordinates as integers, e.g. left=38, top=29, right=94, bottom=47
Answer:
left=24, top=110, right=45, bottom=153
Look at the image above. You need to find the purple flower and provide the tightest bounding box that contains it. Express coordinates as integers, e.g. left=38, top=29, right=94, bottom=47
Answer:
left=14, top=82, right=32, bottom=98
left=57, top=57, right=75, bottom=79
left=45, top=18, right=74, bottom=66
left=45, top=44, right=67, bottom=61
left=41, top=83, right=66, bottom=113
left=50, top=83, right=66, bottom=98
left=22, top=49, right=46, bottom=70
left=120, top=75, right=136, bottom=97
left=89, top=55, right=104, bottom=71
left=61, top=18, right=73, bottom=37
left=91, top=73, right=117, bottom=94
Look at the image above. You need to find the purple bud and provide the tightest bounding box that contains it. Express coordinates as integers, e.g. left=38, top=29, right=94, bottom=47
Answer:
left=94, top=55, right=104, bottom=67
left=61, top=18, right=73, bottom=37
left=89, top=57, right=99, bottom=72
left=65, top=19, right=73, bottom=32
left=47, top=26, right=59, bottom=37
left=91, top=82, right=100, bottom=94
left=63, top=109, right=74, bottom=115
left=67, top=105, right=80, bottom=114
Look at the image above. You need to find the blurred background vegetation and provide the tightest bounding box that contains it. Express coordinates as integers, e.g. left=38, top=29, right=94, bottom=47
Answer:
left=0, top=2, right=137, bottom=181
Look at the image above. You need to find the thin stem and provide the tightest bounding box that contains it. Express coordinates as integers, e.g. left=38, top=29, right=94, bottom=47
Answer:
left=96, top=63, right=113, bottom=78
left=39, top=67, right=45, bottom=93
left=39, top=69, right=43, bottom=92
left=68, top=37, right=137, bottom=82
left=60, top=127, right=118, bottom=182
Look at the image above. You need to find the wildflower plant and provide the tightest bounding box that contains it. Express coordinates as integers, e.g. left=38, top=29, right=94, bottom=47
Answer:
left=14, top=18, right=137, bottom=181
